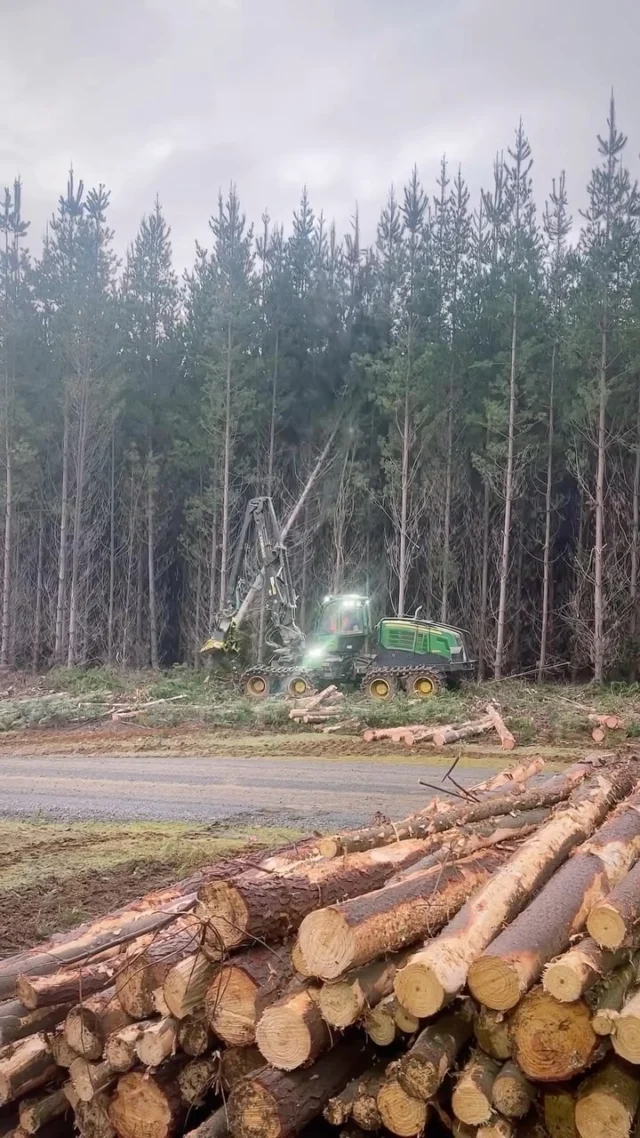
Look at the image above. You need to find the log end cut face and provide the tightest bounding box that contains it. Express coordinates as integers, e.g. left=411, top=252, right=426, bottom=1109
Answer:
left=255, top=1002, right=315, bottom=1071
left=542, top=961, right=585, bottom=1004
left=511, top=990, right=597, bottom=1082
left=297, top=910, right=355, bottom=981
left=377, top=1079, right=428, bottom=1137
left=317, top=982, right=362, bottom=1028
left=205, top=968, right=257, bottom=1046
left=575, top=1089, right=632, bottom=1138
left=108, top=1073, right=181, bottom=1138
left=393, top=961, right=445, bottom=1019
left=587, top=904, right=626, bottom=951
left=468, top=956, right=523, bottom=1012
left=611, top=1014, right=640, bottom=1064
left=229, top=1081, right=281, bottom=1138
left=199, top=887, right=248, bottom=953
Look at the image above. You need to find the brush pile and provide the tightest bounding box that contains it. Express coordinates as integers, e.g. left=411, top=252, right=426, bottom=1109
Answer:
left=4, top=754, right=640, bottom=1138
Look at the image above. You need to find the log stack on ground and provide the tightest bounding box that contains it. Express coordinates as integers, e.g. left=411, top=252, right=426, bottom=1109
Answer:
left=7, top=754, right=640, bottom=1138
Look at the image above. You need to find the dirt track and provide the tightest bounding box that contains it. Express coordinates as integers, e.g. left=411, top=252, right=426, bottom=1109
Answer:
left=0, top=753, right=504, bottom=830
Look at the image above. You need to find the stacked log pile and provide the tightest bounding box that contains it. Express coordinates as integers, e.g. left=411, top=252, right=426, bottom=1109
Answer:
left=362, top=703, right=516, bottom=749
left=7, top=756, right=640, bottom=1138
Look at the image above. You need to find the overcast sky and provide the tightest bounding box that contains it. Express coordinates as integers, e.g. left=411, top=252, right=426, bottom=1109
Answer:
left=1, top=0, right=639, bottom=270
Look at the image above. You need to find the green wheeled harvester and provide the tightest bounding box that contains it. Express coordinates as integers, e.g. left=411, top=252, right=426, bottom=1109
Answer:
left=201, top=497, right=476, bottom=699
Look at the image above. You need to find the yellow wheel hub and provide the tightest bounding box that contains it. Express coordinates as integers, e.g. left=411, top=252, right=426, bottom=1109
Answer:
left=291, top=679, right=308, bottom=695
left=247, top=676, right=266, bottom=696
left=370, top=677, right=391, bottom=699
left=414, top=676, right=435, bottom=696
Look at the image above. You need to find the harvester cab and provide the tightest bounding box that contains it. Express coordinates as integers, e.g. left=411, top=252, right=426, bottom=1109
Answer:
left=301, top=594, right=373, bottom=682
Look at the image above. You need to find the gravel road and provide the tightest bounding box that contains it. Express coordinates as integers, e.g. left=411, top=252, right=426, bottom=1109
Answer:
left=0, top=754, right=502, bottom=831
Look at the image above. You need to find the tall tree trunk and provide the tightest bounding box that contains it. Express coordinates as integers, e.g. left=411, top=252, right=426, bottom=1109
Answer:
left=594, top=309, right=607, bottom=683
left=67, top=382, right=89, bottom=666
left=478, top=475, right=490, bottom=680
left=494, top=289, right=518, bottom=678
left=631, top=383, right=640, bottom=653
left=511, top=517, right=524, bottom=671
left=219, top=320, right=233, bottom=609
left=108, top=425, right=116, bottom=663
left=538, top=342, right=556, bottom=681
left=147, top=451, right=159, bottom=669
left=0, top=408, right=12, bottom=668
left=258, top=326, right=279, bottom=662
left=121, top=462, right=138, bottom=668
left=54, top=395, right=70, bottom=663
left=136, top=544, right=144, bottom=667
left=441, top=376, right=454, bottom=621
left=33, top=506, right=44, bottom=672
left=194, top=558, right=203, bottom=667
left=398, top=374, right=410, bottom=617
left=207, top=476, right=218, bottom=632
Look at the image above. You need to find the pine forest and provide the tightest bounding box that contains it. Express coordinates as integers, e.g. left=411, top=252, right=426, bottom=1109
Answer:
left=1, top=97, right=640, bottom=682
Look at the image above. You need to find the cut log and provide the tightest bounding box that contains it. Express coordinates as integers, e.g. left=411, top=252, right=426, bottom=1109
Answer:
left=219, top=1046, right=264, bottom=1091
left=392, top=1002, right=419, bottom=1034
left=587, top=858, right=640, bottom=949
left=0, top=1036, right=58, bottom=1106
left=103, top=1021, right=149, bottom=1072
left=324, top=1079, right=361, bottom=1126
left=184, top=1107, right=229, bottom=1138
left=362, top=726, right=437, bottom=743
left=491, top=1061, right=534, bottom=1119
left=592, top=959, right=640, bottom=1035
left=255, top=985, right=329, bottom=1070
left=575, top=1056, right=640, bottom=1138
left=319, top=756, right=601, bottom=856
left=591, top=727, right=606, bottom=743
left=469, top=785, right=640, bottom=1009
left=473, top=1007, right=512, bottom=1061
left=543, top=937, right=626, bottom=1003
left=163, top=953, right=218, bottom=1020
left=45, top=1029, right=78, bottom=1068
left=115, top=916, right=201, bottom=1017
left=350, top=1071, right=385, bottom=1131
left=362, top=996, right=402, bottom=1046
left=479, top=1119, right=515, bottom=1138
left=153, top=987, right=172, bottom=1016
left=176, top=1014, right=212, bottom=1058
left=0, top=1002, right=72, bottom=1048
left=198, top=837, right=443, bottom=955
left=432, top=717, right=493, bottom=746
left=204, top=944, right=293, bottom=1046
left=397, top=1002, right=474, bottom=1100
left=542, top=1086, right=578, bottom=1138
left=299, top=848, right=505, bottom=980
left=64, top=988, right=131, bottom=1061
left=317, top=954, right=407, bottom=1028
left=376, top=1077, right=428, bottom=1138
left=135, top=1017, right=178, bottom=1067
left=108, top=1065, right=186, bottom=1138
left=18, top=1089, right=69, bottom=1134
left=16, top=961, right=119, bottom=1011
left=178, top=1056, right=220, bottom=1105
left=74, top=1092, right=115, bottom=1138
left=451, top=1051, right=501, bottom=1126
left=69, top=1059, right=115, bottom=1103
left=510, top=986, right=603, bottom=1081
left=228, top=1040, right=370, bottom=1138
left=610, top=988, right=640, bottom=1061
left=395, top=762, right=637, bottom=1017
left=290, top=941, right=312, bottom=979
left=486, top=704, right=517, bottom=750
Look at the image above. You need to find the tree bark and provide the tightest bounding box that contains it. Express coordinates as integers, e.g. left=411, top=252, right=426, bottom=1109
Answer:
left=103, top=1022, right=147, bottom=1073
left=543, top=936, right=625, bottom=1003
left=591, top=958, right=640, bottom=1035
left=0, top=1036, right=58, bottom=1106
left=473, top=1006, right=512, bottom=1061
left=107, top=426, right=116, bottom=663
left=432, top=717, right=493, bottom=746
left=255, top=984, right=328, bottom=1070
left=147, top=452, right=159, bottom=668
left=538, top=341, right=556, bottom=680
left=452, top=1050, right=500, bottom=1126
left=395, top=761, right=636, bottom=1017
left=184, top=1108, right=229, bottom=1138
left=0, top=422, right=13, bottom=667
left=468, top=784, right=640, bottom=1009
left=19, top=1088, right=69, bottom=1134
left=63, top=987, right=130, bottom=1061
left=115, top=916, right=201, bottom=1017
left=73, top=1091, right=115, bottom=1138
left=575, top=1057, right=640, bottom=1138
left=204, top=943, right=293, bottom=1046
left=177, top=1056, right=220, bottom=1106
left=32, top=507, right=44, bottom=671
left=16, top=961, right=119, bottom=1010
left=176, top=1014, right=212, bottom=1059
left=485, top=704, right=516, bottom=750
left=541, top=1085, right=579, bottom=1138
left=609, top=987, right=640, bottom=1062
left=69, top=1058, right=115, bottom=1103
left=0, top=1001, right=72, bottom=1047
left=397, top=1002, right=474, bottom=1101
left=228, top=1041, right=370, bottom=1138
left=587, top=857, right=640, bottom=948
left=67, top=379, right=89, bottom=666
left=54, top=396, right=70, bottom=663
left=316, top=954, right=406, bottom=1028
left=478, top=468, right=491, bottom=681
left=510, top=986, right=603, bottom=1081
left=219, top=1045, right=264, bottom=1091
left=495, top=287, right=518, bottom=679
left=46, top=1030, right=79, bottom=1068
left=350, top=1070, right=385, bottom=1132
left=299, top=849, right=505, bottom=980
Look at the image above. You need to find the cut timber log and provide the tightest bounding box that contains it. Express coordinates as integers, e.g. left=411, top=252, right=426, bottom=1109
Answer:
left=319, top=756, right=601, bottom=856
left=219, top=1046, right=264, bottom=1091
left=362, top=996, right=403, bottom=1046
left=473, top=1007, right=512, bottom=1061
left=198, top=838, right=439, bottom=954
left=204, top=944, right=293, bottom=1046
left=397, top=1002, right=474, bottom=1100
left=134, top=1016, right=178, bottom=1067
left=350, top=1071, right=385, bottom=1131
left=178, top=1056, right=220, bottom=1105
left=376, top=1077, right=428, bottom=1138
left=486, top=704, right=517, bottom=750
left=176, top=1014, right=212, bottom=1058
left=255, top=985, right=329, bottom=1070
left=228, top=1040, right=370, bottom=1138
left=115, top=915, right=201, bottom=1017
left=109, top=1066, right=186, bottom=1138
left=610, top=988, right=640, bottom=1061
left=103, top=1021, right=149, bottom=1072
left=587, top=858, right=640, bottom=949
left=592, top=959, right=640, bottom=1035
left=19, top=1089, right=69, bottom=1134
left=0, top=1036, right=58, bottom=1105
left=395, top=762, right=637, bottom=1017
left=290, top=941, right=312, bottom=979
left=16, top=961, right=119, bottom=1010
left=432, top=717, right=493, bottom=747
left=64, top=987, right=130, bottom=1061
left=575, top=1057, right=640, bottom=1138
left=491, top=1062, right=535, bottom=1119
left=510, top=986, right=603, bottom=1081
left=69, top=1059, right=115, bottom=1103
left=184, top=1107, right=229, bottom=1138
left=0, top=1002, right=72, bottom=1047
left=324, top=1079, right=361, bottom=1126
left=362, top=725, right=438, bottom=743
left=74, top=1092, right=115, bottom=1138
left=543, top=937, right=626, bottom=1003
left=479, top=1120, right=515, bottom=1138
left=163, top=953, right=218, bottom=1020
left=299, top=848, right=505, bottom=980
left=316, top=954, right=406, bottom=1028
left=468, top=785, right=640, bottom=1009
left=46, top=1030, right=78, bottom=1068
left=451, top=1051, right=501, bottom=1126
left=542, top=1086, right=579, bottom=1138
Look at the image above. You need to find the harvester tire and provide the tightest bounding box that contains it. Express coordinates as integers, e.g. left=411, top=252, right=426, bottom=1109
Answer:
left=242, top=671, right=272, bottom=700
left=364, top=673, right=398, bottom=701
left=285, top=674, right=314, bottom=698
left=406, top=669, right=442, bottom=698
